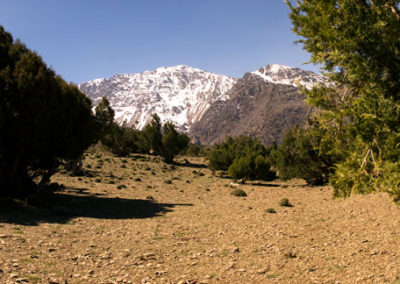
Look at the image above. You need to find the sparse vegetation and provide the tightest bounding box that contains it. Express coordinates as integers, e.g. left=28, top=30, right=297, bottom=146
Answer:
left=231, top=189, right=247, bottom=197
left=279, top=198, right=292, bottom=207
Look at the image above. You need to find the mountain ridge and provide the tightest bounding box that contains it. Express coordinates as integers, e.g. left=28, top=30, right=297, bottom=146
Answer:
left=79, top=65, right=237, bottom=132
left=78, top=64, right=327, bottom=145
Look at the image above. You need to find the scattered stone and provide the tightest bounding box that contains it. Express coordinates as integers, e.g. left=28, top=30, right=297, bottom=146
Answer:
left=231, top=247, right=240, bottom=253
left=257, top=267, right=270, bottom=274
left=10, top=273, right=18, bottom=279
left=141, top=277, right=151, bottom=283
left=284, top=251, right=297, bottom=258
left=155, top=270, right=167, bottom=276
left=226, top=262, right=235, bottom=270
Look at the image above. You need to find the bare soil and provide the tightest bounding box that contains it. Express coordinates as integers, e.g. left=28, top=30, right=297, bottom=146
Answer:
left=1, top=150, right=400, bottom=284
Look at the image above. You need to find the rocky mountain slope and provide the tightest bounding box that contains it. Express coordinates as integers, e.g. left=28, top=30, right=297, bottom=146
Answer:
left=79, top=64, right=327, bottom=145
left=78, top=65, right=236, bottom=132
left=190, top=64, right=327, bottom=145
left=190, top=72, right=313, bottom=145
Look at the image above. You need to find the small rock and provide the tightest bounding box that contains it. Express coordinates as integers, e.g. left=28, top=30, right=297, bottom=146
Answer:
left=10, top=273, right=19, bottom=278
left=141, top=277, right=151, bottom=283
left=155, top=270, right=166, bottom=276
left=231, top=247, right=240, bottom=253
left=257, top=267, right=269, bottom=274
left=226, top=262, right=235, bottom=270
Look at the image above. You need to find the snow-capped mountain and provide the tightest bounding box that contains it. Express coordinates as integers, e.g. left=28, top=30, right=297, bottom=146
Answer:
left=78, top=64, right=326, bottom=136
left=78, top=65, right=237, bottom=132
left=251, top=64, right=327, bottom=89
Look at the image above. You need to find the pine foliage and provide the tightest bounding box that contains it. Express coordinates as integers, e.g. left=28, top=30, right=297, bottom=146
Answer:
left=287, top=1, right=400, bottom=200
left=0, top=26, right=97, bottom=196
left=270, top=125, right=335, bottom=185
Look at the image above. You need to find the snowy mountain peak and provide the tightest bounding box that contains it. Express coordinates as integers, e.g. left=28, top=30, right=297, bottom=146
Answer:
left=78, top=66, right=237, bottom=132
left=251, top=64, right=327, bottom=89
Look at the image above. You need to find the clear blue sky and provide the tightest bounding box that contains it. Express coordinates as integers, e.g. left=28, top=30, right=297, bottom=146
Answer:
left=0, top=0, right=316, bottom=83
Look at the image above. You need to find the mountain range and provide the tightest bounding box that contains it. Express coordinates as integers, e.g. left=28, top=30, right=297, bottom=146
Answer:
left=78, top=64, right=327, bottom=145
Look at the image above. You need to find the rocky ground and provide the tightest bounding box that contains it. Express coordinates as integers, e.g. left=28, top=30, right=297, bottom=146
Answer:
left=1, top=150, right=400, bottom=283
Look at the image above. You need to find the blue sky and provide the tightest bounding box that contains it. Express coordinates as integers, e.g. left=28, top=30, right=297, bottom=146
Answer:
left=0, top=0, right=317, bottom=83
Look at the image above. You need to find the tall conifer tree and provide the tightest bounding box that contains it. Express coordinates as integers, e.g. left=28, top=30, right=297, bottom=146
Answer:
left=287, top=1, right=400, bottom=199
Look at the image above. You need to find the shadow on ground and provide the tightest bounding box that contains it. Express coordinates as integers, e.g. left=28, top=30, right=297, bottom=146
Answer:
left=175, top=161, right=207, bottom=169
left=0, top=191, right=192, bottom=226
left=247, top=182, right=281, bottom=187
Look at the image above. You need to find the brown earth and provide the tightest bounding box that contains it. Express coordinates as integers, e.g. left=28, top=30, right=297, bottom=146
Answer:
left=1, top=150, right=400, bottom=283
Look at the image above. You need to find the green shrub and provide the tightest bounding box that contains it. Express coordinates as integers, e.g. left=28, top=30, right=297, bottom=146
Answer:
left=265, top=208, right=276, bottom=213
left=231, top=189, right=247, bottom=197
left=228, top=154, right=276, bottom=181
left=279, top=198, right=292, bottom=207
left=270, top=126, right=335, bottom=185
left=180, top=143, right=210, bottom=157
left=209, top=136, right=276, bottom=182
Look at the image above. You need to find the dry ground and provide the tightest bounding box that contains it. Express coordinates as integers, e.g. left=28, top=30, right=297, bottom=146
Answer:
left=1, top=150, right=400, bottom=283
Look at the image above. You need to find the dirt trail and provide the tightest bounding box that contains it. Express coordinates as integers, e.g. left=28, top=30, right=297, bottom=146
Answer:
left=1, top=152, right=400, bottom=283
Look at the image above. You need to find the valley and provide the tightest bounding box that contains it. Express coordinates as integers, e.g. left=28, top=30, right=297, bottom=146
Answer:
left=1, top=149, right=400, bottom=283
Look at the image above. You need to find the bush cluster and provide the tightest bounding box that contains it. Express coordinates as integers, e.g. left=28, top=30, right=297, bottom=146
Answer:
left=208, top=136, right=276, bottom=181
left=269, top=125, right=335, bottom=186
left=96, top=103, right=189, bottom=163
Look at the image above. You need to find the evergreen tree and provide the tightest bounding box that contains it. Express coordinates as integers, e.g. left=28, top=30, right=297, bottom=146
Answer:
left=141, top=113, right=163, bottom=155
left=0, top=26, right=97, bottom=196
left=101, top=123, right=139, bottom=157
left=95, top=96, right=115, bottom=137
left=161, top=122, right=190, bottom=163
left=270, top=125, right=335, bottom=185
left=287, top=0, right=400, bottom=199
